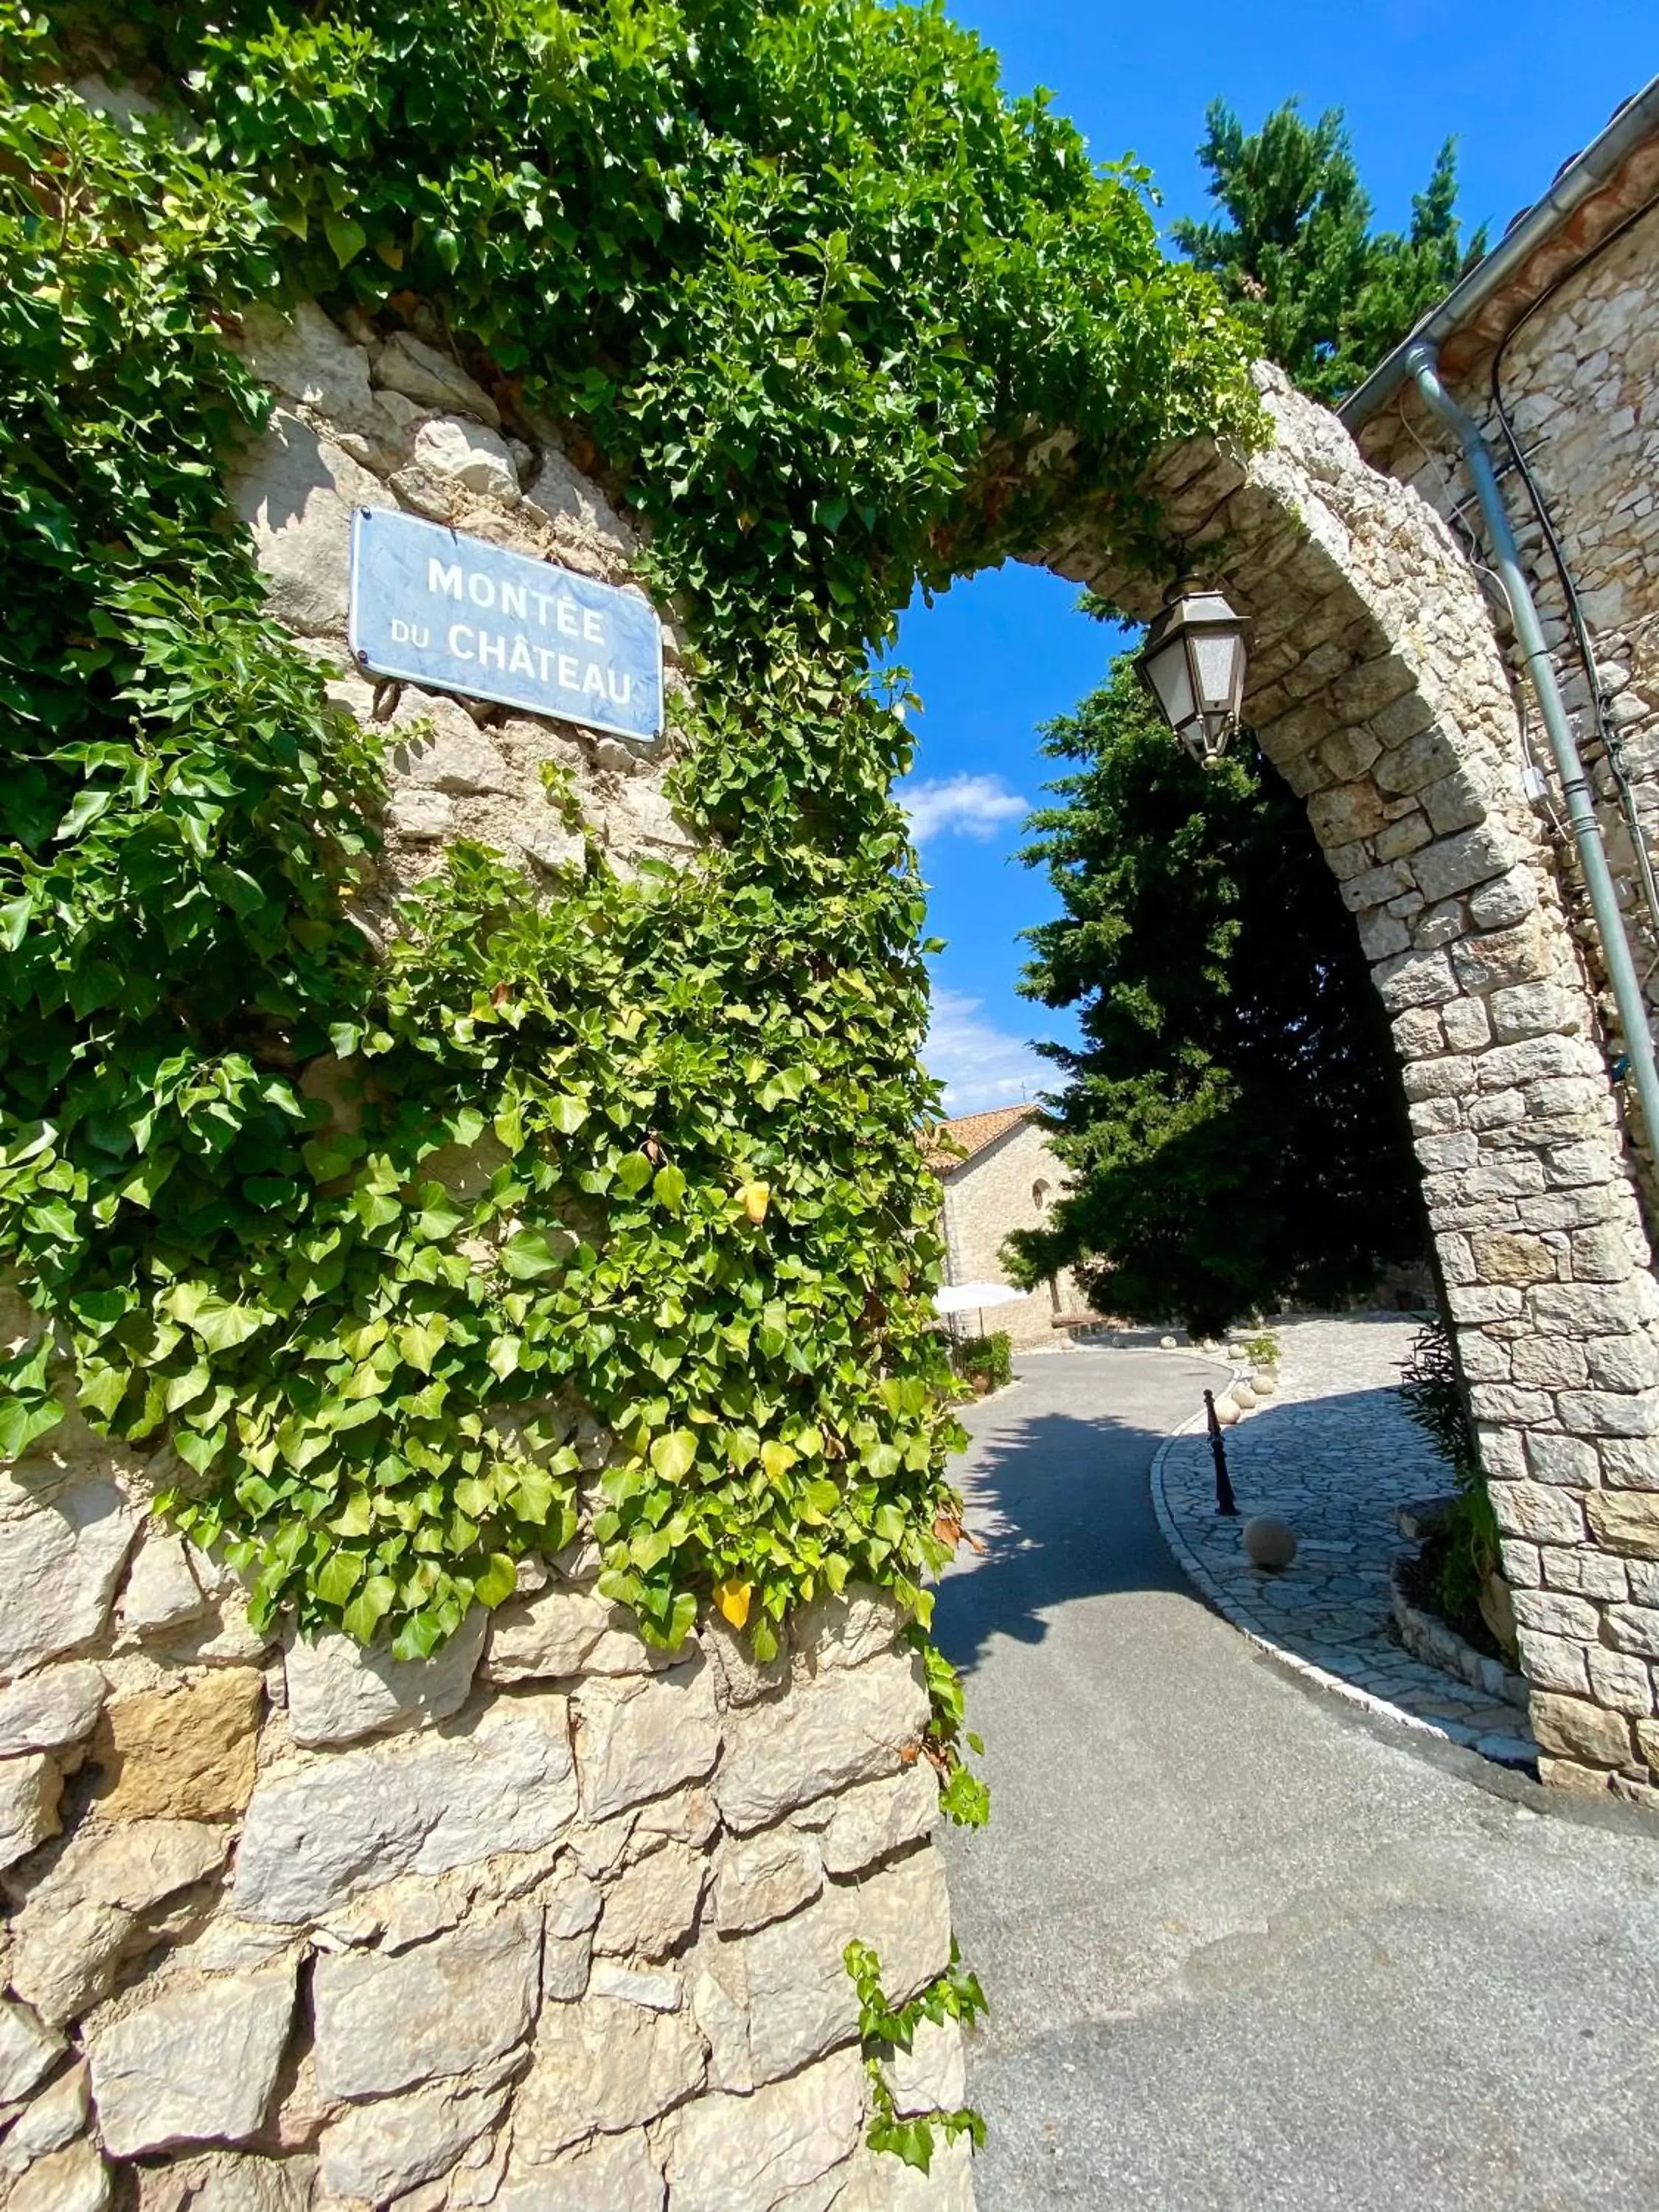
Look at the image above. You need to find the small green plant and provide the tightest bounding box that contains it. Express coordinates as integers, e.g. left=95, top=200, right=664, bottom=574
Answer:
left=1399, top=1315, right=1503, bottom=1635
left=907, top=1630, right=990, bottom=1827
left=844, top=1938, right=988, bottom=2174
left=953, top=1332, right=1012, bottom=1394
left=1244, top=1331, right=1280, bottom=1368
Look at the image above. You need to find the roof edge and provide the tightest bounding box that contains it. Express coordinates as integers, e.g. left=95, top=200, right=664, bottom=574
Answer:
left=1340, top=74, right=1659, bottom=432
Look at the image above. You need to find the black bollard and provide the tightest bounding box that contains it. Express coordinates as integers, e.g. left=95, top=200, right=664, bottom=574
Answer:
left=1203, top=1390, right=1238, bottom=1517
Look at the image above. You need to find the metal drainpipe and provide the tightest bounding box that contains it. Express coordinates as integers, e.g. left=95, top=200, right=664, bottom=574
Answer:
left=1403, top=338, right=1659, bottom=1155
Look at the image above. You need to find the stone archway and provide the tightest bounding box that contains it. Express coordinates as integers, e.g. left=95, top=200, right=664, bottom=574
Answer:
left=1026, top=365, right=1659, bottom=1806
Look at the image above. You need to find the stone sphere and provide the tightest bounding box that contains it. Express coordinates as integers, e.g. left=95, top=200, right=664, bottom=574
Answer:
left=1251, top=1369, right=1279, bottom=1397
left=1230, top=1381, right=1257, bottom=1411
left=1214, top=1398, right=1240, bottom=1426
left=1159, top=1334, right=1178, bottom=1349
left=1243, top=1515, right=1297, bottom=1570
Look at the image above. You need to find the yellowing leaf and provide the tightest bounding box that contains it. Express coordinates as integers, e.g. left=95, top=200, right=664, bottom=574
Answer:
left=759, top=1439, right=796, bottom=1484
left=651, top=1428, right=698, bottom=1481
left=714, top=1579, right=752, bottom=1629
left=740, top=1180, right=770, bottom=1223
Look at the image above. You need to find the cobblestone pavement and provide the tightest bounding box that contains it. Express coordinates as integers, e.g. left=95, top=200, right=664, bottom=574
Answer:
left=1152, top=1312, right=1537, bottom=1767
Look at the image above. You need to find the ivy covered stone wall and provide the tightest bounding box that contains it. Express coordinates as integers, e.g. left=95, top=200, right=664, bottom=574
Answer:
left=0, top=299, right=970, bottom=2212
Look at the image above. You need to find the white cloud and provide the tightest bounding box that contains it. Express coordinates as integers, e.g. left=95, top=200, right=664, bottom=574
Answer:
left=924, top=987, right=1050, bottom=1118
left=901, top=773, right=1027, bottom=844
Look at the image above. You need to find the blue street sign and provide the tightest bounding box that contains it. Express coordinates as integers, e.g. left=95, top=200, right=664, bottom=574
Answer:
left=347, top=507, right=664, bottom=744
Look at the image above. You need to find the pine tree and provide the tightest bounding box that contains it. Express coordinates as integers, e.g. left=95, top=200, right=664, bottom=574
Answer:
left=1172, top=100, right=1486, bottom=403
left=1004, top=658, right=1425, bottom=1338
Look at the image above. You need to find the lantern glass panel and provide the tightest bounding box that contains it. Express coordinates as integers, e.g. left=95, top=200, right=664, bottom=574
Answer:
left=1191, top=630, right=1242, bottom=716
left=1144, top=636, right=1194, bottom=732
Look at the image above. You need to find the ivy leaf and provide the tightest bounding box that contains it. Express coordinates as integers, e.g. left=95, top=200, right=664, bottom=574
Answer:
left=397, top=1319, right=447, bottom=1374
left=161, top=1283, right=274, bottom=1352
left=324, top=213, right=368, bottom=267
left=653, top=1164, right=686, bottom=1211
left=713, top=1579, right=751, bottom=1628
left=501, top=1228, right=566, bottom=1279
left=341, top=1574, right=397, bottom=1646
left=316, top=1550, right=365, bottom=1607
left=760, top=1439, right=796, bottom=1483
left=473, top=1553, right=518, bottom=1608
left=616, top=1152, right=653, bottom=1197
left=650, top=1428, right=697, bottom=1481
left=0, top=1391, right=64, bottom=1461
left=545, top=1094, right=588, bottom=1135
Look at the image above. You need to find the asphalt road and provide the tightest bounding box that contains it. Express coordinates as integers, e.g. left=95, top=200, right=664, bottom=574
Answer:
left=935, top=1344, right=1659, bottom=2212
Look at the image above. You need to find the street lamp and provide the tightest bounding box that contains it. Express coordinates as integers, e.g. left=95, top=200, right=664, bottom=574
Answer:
left=1135, top=582, right=1250, bottom=769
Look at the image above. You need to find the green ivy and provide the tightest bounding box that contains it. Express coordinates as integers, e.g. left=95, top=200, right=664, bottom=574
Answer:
left=845, top=1937, right=989, bottom=2173
left=0, top=0, right=1253, bottom=1659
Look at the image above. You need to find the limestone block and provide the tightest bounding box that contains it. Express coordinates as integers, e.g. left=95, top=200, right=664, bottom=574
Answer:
left=1420, top=768, right=1487, bottom=836
left=835, top=2131, right=975, bottom=2212
left=1374, top=724, right=1459, bottom=794
left=495, top=2126, right=664, bottom=2212
left=662, top=2044, right=864, bottom=2212
left=734, top=1846, right=952, bottom=2086
left=1531, top=1281, right=1659, bottom=1338
left=386, top=787, right=455, bottom=841
left=1523, top=1431, right=1597, bottom=1485
left=588, top=1959, right=683, bottom=2010
left=571, top=1655, right=721, bottom=1822
left=1467, top=872, right=1538, bottom=930
left=234, top=1694, right=576, bottom=1924
left=1604, top=1604, right=1659, bottom=1660
left=1529, top=1692, right=1632, bottom=1767
left=1373, top=811, right=1433, bottom=863
left=7, top=1817, right=229, bottom=2023
left=1412, top=825, right=1517, bottom=903
left=0, top=1661, right=105, bottom=1757
left=1489, top=981, right=1582, bottom=1042
left=1307, top=780, right=1386, bottom=845
left=390, top=703, right=518, bottom=799
left=523, top=447, right=638, bottom=562
left=513, top=1991, right=706, bottom=2153
left=0, top=2056, right=88, bottom=2174
left=485, top=1583, right=675, bottom=1683
left=793, top=1767, right=942, bottom=1877
left=1489, top=1482, right=1586, bottom=1545
left=1599, top=1436, right=1659, bottom=1489
left=1441, top=996, right=1492, bottom=1051
left=1450, top=914, right=1553, bottom=992
left=1587, top=1489, right=1659, bottom=1559
left=1586, top=1645, right=1655, bottom=1716
left=886, top=2014, right=967, bottom=2117
left=1511, top=1587, right=1599, bottom=1643
left=595, top=1837, right=708, bottom=1958
left=284, top=1607, right=486, bottom=1747
left=184, top=2152, right=314, bottom=2212
left=374, top=331, right=501, bottom=429
left=1542, top=1542, right=1627, bottom=1599
left=516, top=822, right=587, bottom=875
left=704, top=1615, right=790, bottom=1708
left=1558, top=1389, right=1659, bottom=1439
left=116, top=1531, right=206, bottom=1639
left=86, top=1955, right=297, bottom=2155
left=603, top=780, right=695, bottom=859
left=6, top=2139, right=110, bottom=2212
left=715, top=1650, right=931, bottom=1833
left=714, top=1825, right=822, bottom=1934
left=318, top=2072, right=513, bottom=2206
left=234, top=304, right=375, bottom=428
left=0, top=1472, right=139, bottom=1682
left=228, top=409, right=392, bottom=638
left=541, top=1927, right=594, bottom=2003
left=0, top=2001, right=63, bottom=2104
left=791, top=1585, right=905, bottom=1672
left=91, top=1668, right=262, bottom=1821
left=313, top=1900, right=541, bottom=2100
left=1585, top=1333, right=1659, bottom=1391
left=1357, top=908, right=1411, bottom=961
left=412, top=415, right=520, bottom=503
left=1374, top=947, right=1458, bottom=1012
left=1514, top=1628, right=1588, bottom=1694
left=0, top=1753, right=61, bottom=1871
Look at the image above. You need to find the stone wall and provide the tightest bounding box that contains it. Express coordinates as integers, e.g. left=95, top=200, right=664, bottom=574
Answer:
left=1031, top=364, right=1659, bottom=1808
left=940, top=1119, right=1079, bottom=1350
left=0, top=305, right=968, bottom=2211
left=1355, top=202, right=1659, bottom=1200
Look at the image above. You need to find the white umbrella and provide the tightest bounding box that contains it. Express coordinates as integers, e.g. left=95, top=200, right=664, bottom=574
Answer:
left=933, top=1281, right=1027, bottom=1315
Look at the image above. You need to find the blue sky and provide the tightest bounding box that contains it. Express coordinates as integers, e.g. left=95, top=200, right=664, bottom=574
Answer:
left=901, top=1, right=1655, bottom=1115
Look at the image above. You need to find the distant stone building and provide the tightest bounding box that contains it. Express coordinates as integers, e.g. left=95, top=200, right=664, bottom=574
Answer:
left=925, top=1105, right=1085, bottom=1348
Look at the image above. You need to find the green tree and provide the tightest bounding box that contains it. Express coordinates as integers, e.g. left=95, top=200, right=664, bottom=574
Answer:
left=1004, top=658, right=1424, bottom=1338
left=1172, top=98, right=1486, bottom=403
